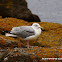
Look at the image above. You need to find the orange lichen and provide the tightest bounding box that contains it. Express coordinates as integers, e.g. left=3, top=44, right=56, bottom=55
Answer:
left=1, top=40, right=6, bottom=45
left=30, top=55, right=36, bottom=59
left=36, top=22, right=62, bottom=47
left=18, top=43, right=21, bottom=47
left=0, top=18, right=28, bottom=32
left=27, top=46, right=62, bottom=59
left=0, top=17, right=62, bottom=60
left=15, top=53, right=19, bottom=55
left=0, top=18, right=62, bottom=47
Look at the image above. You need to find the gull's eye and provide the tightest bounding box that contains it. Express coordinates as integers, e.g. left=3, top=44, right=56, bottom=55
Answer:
left=35, top=25, right=38, bottom=26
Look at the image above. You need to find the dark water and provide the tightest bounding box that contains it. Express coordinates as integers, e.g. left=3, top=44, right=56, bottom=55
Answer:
left=26, top=0, right=62, bottom=24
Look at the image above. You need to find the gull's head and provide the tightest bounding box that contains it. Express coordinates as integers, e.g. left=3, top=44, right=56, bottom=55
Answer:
left=32, top=23, right=43, bottom=29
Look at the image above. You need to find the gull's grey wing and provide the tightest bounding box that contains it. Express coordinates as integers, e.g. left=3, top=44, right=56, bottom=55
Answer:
left=10, top=26, right=35, bottom=38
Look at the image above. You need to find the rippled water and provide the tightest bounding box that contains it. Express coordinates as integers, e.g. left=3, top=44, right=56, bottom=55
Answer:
left=26, top=0, right=62, bottom=24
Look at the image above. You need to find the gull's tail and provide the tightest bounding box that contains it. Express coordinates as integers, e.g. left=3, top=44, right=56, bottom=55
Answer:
left=5, top=33, right=17, bottom=37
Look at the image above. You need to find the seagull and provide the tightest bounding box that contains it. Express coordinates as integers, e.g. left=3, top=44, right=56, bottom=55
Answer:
left=5, top=23, right=43, bottom=48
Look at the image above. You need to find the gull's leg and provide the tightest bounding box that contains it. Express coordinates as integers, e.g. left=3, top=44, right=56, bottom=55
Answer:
left=27, top=41, right=29, bottom=49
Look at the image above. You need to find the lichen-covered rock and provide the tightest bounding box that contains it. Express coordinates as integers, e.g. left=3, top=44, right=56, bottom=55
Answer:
left=0, top=18, right=62, bottom=47
left=0, top=0, right=41, bottom=22
left=2, top=47, right=62, bottom=62
left=0, top=18, right=62, bottom=62
left=0, top=18, right=28, bottom=32
left=35, top=22, right=62, bottom=47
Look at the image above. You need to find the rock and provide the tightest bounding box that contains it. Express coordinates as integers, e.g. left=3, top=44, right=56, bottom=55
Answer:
left=0, top=18, right=28, bottom=32
left=0, top=35, right=27, bottom=49
left=2, top=47, right=62, bottom=62
left=0, top=18, right=62, bottom=47
left=32, top=14, right=41, bottom=22
left=35, top=22, right=62, bottom=47
left=0, top=0, right=41, bottom=22
left=0, top=18, right=62, bottom=61
left=0, top=49, right=8, bottom=62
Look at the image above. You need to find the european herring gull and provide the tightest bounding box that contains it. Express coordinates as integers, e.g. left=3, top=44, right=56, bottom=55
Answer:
left=5, top=23, right=43, bottom=48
